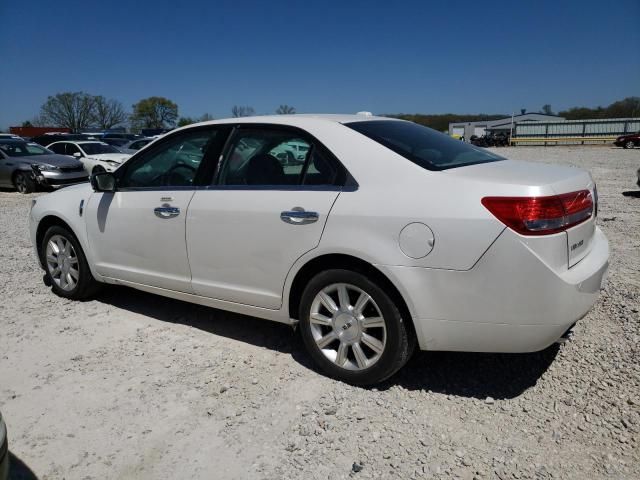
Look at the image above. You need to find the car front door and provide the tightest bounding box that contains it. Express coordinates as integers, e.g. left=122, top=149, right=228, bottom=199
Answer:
left=85, top=126, right=226, bottom=292
left=0, top=151, right=12, bottom=186
left=186, top=125, right=347, bottom=309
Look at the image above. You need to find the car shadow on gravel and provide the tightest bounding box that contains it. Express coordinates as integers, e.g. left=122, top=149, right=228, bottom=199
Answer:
left=96, top=285, right=559, bottom=400
left=8, top=452, right=39, bottom=480
left=622, top=190, right=640, bottom=198
left=384, top=346, right=559, bottom=399
left=95, top=286, right=314, bottom=365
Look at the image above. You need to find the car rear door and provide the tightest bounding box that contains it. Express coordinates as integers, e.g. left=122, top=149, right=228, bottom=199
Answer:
left=186, top=125, right=345, bottom=309
left=85, top=126, right=226, bottom=292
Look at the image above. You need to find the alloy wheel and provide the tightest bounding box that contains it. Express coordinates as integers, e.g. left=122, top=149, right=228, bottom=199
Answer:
left=15, top=173, right=27, bottom=193
left=625, top=141, right=635, bottom=149
left=45, top=234, right=80, bottom=291
left=309, top=283, right=387, bottom=370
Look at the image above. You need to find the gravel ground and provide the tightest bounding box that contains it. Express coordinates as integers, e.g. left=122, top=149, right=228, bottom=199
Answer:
left=1, top=146, right=638, bottom=480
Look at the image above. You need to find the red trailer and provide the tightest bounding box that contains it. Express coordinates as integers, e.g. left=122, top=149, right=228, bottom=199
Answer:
left=9, top=126, right=71, bottom=138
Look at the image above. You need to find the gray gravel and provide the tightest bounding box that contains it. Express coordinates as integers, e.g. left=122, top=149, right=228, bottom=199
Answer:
left=1, top=146, right=639, bottom=479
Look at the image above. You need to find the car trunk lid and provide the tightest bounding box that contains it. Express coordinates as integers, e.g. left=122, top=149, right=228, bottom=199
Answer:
left=447, top=159, right=597, bottom=268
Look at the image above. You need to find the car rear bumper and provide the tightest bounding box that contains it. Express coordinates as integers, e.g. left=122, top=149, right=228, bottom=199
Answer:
left=377, top=226, right=609, bottom=353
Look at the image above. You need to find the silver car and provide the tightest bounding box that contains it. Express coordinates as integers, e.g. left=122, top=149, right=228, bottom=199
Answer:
left=0, top=139, right=88, bottom=193
left=0, top=410, right=7, bottom=480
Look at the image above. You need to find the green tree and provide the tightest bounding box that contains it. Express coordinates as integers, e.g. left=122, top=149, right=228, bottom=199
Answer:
left=605, top=97, right=640, bottom=118
left=177, top=117, right=196, bottom=127
left=276, top=104, right=296, bottom=114
left=39, top=92, right=96, bottom=132
left=541, top=104, right=554, bottom=115
left=177, top=113, right=214, bottom=127
left=559, top=97, right=640, bottom=120
left=131, top=97, right=178, bottom=129
left=21, top=120, right=33, bottom=127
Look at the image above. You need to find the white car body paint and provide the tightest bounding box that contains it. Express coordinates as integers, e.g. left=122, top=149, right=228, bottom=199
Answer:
left=30, top=114, right=609, bottom=353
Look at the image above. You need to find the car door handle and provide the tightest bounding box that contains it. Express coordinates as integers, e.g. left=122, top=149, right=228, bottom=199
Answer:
left=280, top=210, right=319, bottom=225
left=154, top=206, right=180, bottom=219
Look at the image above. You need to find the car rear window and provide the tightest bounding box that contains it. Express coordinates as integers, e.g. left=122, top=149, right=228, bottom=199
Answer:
left=345, top=120, right=504, bottom=170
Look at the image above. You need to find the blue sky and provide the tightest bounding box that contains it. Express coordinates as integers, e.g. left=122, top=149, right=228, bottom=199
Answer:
left=0, top=0, right=638, bottom=129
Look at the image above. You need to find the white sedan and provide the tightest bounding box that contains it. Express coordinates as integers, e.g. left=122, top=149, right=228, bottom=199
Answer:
left=29, top=114, right=609, bottom=385
left=46, top=140, right=131, bottom=174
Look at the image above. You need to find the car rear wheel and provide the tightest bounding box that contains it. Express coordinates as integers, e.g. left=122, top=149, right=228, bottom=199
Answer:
left=299, top=269, right=415, bottom=385
left=41, top=225, right=100, bottom=299
left=13, top=171, right=35, bottom=194
left=624, top=141, right=635, bottom=149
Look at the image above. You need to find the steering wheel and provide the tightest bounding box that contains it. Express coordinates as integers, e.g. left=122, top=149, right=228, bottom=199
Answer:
left=149, top=162, right=197, bottom=186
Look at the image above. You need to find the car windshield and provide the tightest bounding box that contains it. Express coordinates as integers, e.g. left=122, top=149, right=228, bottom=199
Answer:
left=345, top=120, right=505, bottom=170
left=80, top=143, right=120, bottom=155
left=0, top=141, right=50, bottom=157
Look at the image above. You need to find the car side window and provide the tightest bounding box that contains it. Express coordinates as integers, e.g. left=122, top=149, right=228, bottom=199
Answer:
left=49, top=143, right=66, bottom=155
left=118, top=129, right=219, bottom=188
left=66, top=144, right=81, bottom=156
left=302, top=148, right=339, bottom=185
left=218, top=129, right=312, bottom=186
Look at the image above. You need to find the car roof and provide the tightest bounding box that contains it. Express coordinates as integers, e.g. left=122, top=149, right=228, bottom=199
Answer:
left=186, top=113, right=398, bottom=129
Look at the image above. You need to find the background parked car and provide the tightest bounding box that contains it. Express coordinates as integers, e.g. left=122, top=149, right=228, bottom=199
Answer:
left=614, top=132, right=640, bottom=149
left=46, top=141, right=131, bottom=174
left=31, top=133, right=99, bottom=146
left=0, top=139, right=87, bottom=193
left=102, top=133, right=142, bottom=141
left=101, top=137, right=131, bottom=148
left=0, top=133, right=24, bottom=141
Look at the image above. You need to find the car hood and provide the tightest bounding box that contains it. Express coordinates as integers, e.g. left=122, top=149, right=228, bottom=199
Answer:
left=12, top=154, right=83, bottom=168
left=86, top=153, right=131, bottom=163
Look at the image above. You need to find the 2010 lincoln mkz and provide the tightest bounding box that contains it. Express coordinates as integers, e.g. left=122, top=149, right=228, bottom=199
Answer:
left=29, top=114, right=609, bottom=385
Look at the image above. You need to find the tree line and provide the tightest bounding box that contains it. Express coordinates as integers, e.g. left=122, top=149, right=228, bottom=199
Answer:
left=25, top=92, right=298, bottom=132
left=23, top=91, right=639, bottom=133
left=388, top=97, right=640, bottom=131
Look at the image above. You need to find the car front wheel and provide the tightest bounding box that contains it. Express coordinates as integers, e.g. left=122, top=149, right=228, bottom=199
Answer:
left=13, top=171, right=35, bottom=194
left=41, top=225, right=100, bottom=299
left=299, top=269, right=415, bottom=385
left=624, top=140, right=635, bottom=149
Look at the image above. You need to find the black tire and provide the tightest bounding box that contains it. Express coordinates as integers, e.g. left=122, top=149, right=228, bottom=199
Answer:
left=13, top=171, right=36, bottom=194
left=299, top=269, right=415, bottom=386
left=41, top=225, right=101, bottom=300
left=92, top=165, right=106, bottom=174
left=623, top=141, right=634, bottom=149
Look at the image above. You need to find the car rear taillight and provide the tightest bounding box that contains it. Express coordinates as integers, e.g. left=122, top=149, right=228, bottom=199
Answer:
left=482, top=190, right=593, bottom=236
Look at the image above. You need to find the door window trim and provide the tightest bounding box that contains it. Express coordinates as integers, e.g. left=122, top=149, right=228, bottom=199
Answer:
left=210, top=123, right=357, bottom=191
left=114, top=125, right=232, bottom=192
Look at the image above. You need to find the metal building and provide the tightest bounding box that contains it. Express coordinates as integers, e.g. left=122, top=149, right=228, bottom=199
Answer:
left=448, top=113, right=563, bottom=140
left=512, top=118, right=640, bottom=145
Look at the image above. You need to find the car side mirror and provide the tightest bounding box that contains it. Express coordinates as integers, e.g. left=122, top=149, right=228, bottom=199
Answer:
left=73, top=152, right=82, bottom=158
left=91, top=172, right=116, bottom=192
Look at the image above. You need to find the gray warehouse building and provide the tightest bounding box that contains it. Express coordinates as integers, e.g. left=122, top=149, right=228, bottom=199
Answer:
left=449, top=113, right=564, bottom=140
